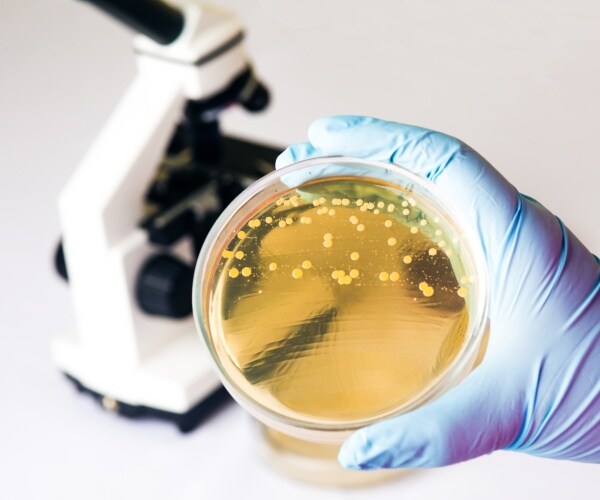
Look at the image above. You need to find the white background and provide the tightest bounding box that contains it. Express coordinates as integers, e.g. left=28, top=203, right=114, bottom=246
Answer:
left=1, top=1, right=599, bottom=498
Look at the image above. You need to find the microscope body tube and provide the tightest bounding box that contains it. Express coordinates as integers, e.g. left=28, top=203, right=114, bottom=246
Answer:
left=79, top=0, right=185, bottom=44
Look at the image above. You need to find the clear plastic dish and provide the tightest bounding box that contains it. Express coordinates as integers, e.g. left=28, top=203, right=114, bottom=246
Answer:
left=193, top=157, right=489, bottom=444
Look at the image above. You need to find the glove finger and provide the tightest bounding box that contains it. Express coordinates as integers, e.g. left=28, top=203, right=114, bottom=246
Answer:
left=307, top=115, right=520, bottom=265
left=308, top=115, right=456, bottom=178
left=275, top=142, right=319, bottom=169
left=338, top=364, right=521, bottom=469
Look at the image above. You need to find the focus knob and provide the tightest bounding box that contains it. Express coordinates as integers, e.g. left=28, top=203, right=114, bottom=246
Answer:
left=239, top=81, right=270, bottom=112
left=136, top=255, right=193, bottom=318
left=54, top=239, right=69, bottom=281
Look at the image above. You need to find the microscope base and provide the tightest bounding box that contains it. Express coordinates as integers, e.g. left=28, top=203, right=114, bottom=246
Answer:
left=52, top=332, right=228, bottom=432
left=64, top=373, right=230, bottom=433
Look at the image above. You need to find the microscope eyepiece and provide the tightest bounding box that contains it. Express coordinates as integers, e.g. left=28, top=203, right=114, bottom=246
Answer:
left=79, top=0, right=185, bottom=45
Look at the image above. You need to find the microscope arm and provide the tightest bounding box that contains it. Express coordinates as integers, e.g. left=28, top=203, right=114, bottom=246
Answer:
left=55, top=66, right=225, bottom=418
left=58, top=68, right=186, bottom=366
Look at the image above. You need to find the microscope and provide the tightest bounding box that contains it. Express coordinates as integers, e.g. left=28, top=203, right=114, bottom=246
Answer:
left=53, top=0, right=280, bottom=432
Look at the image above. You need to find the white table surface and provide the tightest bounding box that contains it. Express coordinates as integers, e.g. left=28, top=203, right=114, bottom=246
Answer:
left=1, top=1, right=598, bottom=498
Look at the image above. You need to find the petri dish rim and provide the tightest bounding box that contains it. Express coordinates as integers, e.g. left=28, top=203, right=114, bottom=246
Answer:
left=192, top=156, right=489, bottom=443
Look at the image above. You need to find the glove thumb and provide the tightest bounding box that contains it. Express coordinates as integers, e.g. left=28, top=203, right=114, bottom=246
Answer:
left=338, top=364, right=521, bottom=469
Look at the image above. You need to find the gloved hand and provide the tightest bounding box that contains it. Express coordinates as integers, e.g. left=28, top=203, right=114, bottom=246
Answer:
left=276, top=115, right=600, bottom=469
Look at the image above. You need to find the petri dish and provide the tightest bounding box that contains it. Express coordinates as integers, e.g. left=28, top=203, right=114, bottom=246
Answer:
left=193, top=157, right=489, bottom=444
left=254, top=423, right=404, bottom=486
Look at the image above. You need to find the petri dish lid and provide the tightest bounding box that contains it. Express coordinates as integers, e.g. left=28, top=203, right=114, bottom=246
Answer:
left=193, top=157, right=489, bottom=443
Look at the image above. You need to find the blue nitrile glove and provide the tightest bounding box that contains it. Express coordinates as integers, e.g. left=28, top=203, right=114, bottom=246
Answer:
left=276, top=115, right=600, bottom=469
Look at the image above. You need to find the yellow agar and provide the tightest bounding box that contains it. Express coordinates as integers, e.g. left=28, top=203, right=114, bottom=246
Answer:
left=208, top=178, right=472, bottom=425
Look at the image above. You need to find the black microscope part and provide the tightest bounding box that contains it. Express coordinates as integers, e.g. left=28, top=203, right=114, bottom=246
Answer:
left=65, top=373, right=232, bottom=433
left=238, top=79, right=270, bottom=112
left=191, top=211, right=221, bottom=257
left=184, top=67, right=270, bottom=126
left=140, top=134, right=279, bottom=254
left=79, top=0, right=185, bottom=45
left=136, top=254, right=194, bottom=318
left=143, top=208, right=196, bottom=247
left=55, top=240, right=69, bottom=282
left=140, top=67, right=275, bottom=256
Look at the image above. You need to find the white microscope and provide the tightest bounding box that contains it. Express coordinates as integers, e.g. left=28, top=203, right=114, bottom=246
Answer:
left=53, top=0, right=279, bottom=431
